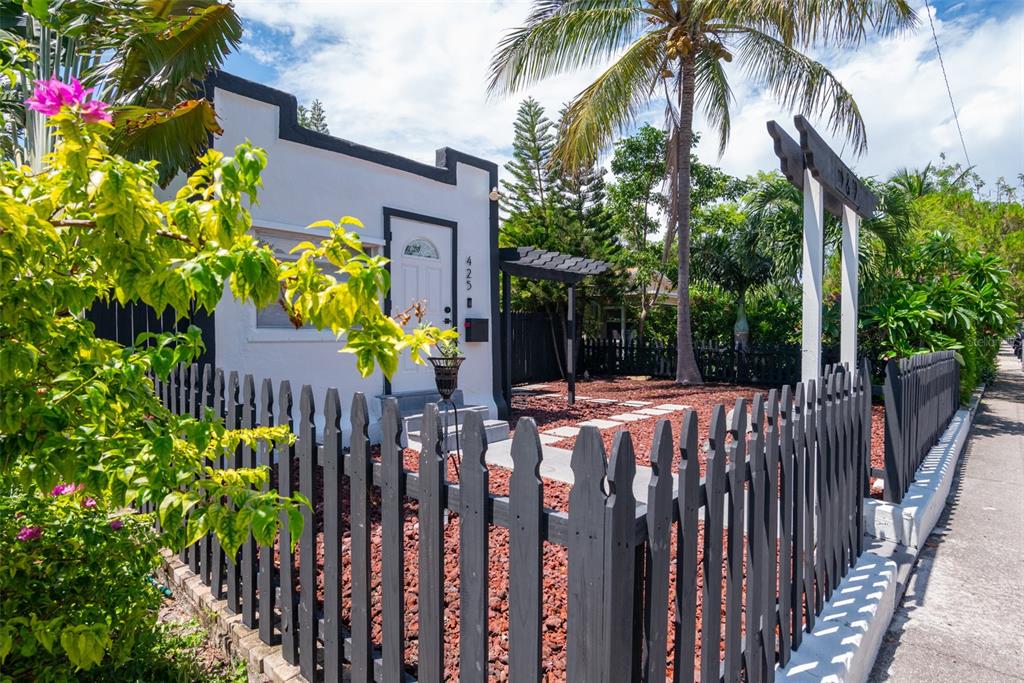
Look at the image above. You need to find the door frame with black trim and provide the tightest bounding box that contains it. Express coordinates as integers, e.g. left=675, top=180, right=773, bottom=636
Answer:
left=383, top=208, right=457, bottom=395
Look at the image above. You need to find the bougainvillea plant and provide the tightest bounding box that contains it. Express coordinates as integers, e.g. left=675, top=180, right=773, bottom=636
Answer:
left=0, top=77, right=454, bottom=675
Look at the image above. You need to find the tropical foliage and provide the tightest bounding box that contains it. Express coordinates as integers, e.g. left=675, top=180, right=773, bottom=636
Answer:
left=499, top=97, right=622, bottom=372
left=0, top=80, right=452, bottom=676
left=1, top=0, right=242, bottom=183
left=489, top=0, right=917, bottom=383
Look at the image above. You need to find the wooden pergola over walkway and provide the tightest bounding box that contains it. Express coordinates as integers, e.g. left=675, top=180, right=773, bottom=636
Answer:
left=499, top=247, right=611, bottom=411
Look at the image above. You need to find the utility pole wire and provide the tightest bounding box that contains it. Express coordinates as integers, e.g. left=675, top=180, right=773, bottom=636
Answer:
left=923, top=0, right=972, bottom=168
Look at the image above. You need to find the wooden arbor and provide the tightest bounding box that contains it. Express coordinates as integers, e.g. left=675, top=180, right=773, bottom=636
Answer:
left=499, top=247, right=611, bottom=410
left=767, top=115, right=879, bottom=382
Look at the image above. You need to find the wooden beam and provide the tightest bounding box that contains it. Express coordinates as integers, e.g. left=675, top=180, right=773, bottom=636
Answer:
left=841, top=205, right=859, bottom=368
left=794, top=115, right=878, bottom=219
left=802, top=169, right=825, bottom=384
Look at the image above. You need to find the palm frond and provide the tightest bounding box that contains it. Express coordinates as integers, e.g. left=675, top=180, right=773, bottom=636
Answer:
left=487, top=0, right=645, bottom=99
left=91, top=0, right=241, bottom=104
left=110, top=99, right=221, bottom=185
left=704, top=1, right=915, bottom=51
left=732, top=27, right=867, bottom=155
left=693, top=50, right=732, bottom=155
left=555, top=28, right=665, bottom=168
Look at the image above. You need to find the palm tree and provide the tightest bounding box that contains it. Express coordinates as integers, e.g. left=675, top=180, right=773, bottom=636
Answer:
left=488, top=0, right=916, bottom=384
left=746, top=171, right=911, bottom=290
left=691, top=203, right=773, bottom=348
left=3, top=0, right=241, bottom=184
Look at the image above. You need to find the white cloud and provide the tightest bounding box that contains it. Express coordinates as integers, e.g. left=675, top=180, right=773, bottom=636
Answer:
left=230, top=2, right=1023, bottom=189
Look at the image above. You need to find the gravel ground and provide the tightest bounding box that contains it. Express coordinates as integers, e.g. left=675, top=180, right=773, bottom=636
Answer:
left=512, top=378, right=886, bottom=479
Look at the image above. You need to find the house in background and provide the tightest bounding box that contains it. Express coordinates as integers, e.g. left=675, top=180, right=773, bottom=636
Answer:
left=94, top=72, right=508, bottom=444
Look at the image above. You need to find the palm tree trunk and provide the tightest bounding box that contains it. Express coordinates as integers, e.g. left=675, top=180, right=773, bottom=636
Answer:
left=675, top=54, right=703, bottom=384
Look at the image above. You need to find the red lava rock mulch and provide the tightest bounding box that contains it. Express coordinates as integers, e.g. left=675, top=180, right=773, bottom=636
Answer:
left=514, top=378, right=886, bottom=483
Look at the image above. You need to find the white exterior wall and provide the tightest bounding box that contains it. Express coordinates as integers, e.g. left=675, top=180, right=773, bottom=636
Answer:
left=210, top=80, right=499, bottom=438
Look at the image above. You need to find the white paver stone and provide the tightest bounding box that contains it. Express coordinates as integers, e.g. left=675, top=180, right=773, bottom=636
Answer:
left=608, top=413, right=648, bottom=422
left=654, top=403, right=691, bottom=411
left=543, top=425, right=581, bottom=438
left=578, top=418, right=623, bottom=429
left=620, top=400, right=652, bottom=407
left=636, top=407, right=675, bottom=416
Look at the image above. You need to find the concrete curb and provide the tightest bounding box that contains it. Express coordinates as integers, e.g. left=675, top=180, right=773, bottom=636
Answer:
left=863, top=387, right=983, bottom=552
left=157, top=551, right=307, bottom=683
left=777, top=386, right=984, bottom=683
left=778, top=552, right=899, bottom=682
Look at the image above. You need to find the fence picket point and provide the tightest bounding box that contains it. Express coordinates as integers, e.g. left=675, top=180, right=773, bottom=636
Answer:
left=380, top=398, right=405, bottom=683
left=323, top=388, right=344, bottom=681
left=297, top=385, right=318, bottom=681
left=642, top=420, right=674, bottom=683
left=567, top=426, right=609, bottom=683
left=724, top=398, right=747, bottom=681
left=673, top=412, right=699, bottom=683
left=277, top=381, right=299, bottom=665
left=460, top=410, right=490, bottom=683
left=241, top=374, right=258, bottom=629
left=349, top=393, right=373, bottom=681
left=225, top=372, right=241, bottom=614
left=509, top=418, right=544, bottom=683
left=258, top=378, right=276, bottom=646
left=702, top=406, right=728, bottom=683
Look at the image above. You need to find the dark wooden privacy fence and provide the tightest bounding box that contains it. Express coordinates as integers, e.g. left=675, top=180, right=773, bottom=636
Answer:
left=580, top=338, right=840, bottom=386
left=509, top=311, right=565, bottom=384
left=881, top=350, right=960, bottom=504
left=87, top=299, right=215, bottom=367
left=155, top=359, right=871, bottom=682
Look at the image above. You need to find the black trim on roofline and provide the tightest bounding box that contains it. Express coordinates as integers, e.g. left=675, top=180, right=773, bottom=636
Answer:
left=205, top=71, right=497, bottom=186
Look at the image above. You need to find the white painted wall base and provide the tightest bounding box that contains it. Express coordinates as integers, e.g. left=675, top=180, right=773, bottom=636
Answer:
left=778, top=552, right=899, bottom=683
left=863, top=389, right=982, bottom=551
left=779, top=387, right=983, bottom=683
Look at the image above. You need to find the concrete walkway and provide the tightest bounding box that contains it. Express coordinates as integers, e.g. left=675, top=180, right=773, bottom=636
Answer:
left=869, top=346, right=1024, bottom=682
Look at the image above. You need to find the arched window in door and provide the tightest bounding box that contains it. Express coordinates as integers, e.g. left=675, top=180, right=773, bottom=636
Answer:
left=403, top=238, right=440, bottom=259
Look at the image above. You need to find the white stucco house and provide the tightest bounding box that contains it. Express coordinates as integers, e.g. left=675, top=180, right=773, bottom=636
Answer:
left=199, top=73, right=506, bottom=442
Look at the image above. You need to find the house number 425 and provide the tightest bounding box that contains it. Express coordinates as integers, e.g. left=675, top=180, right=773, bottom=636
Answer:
left=465, top=256, right=472, bottom=291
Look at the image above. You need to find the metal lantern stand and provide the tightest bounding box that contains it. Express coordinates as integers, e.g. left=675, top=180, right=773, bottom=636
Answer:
left=428, top=355, right=464, bottom=478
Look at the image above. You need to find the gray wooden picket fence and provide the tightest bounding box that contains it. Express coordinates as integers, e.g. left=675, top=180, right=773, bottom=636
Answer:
left=152, top=359, right=871, bottom=682
left=881, top=350, right=960, bottom=504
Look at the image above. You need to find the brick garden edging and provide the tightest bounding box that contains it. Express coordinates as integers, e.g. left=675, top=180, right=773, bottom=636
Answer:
left=156, top=551, right=308, bottom=683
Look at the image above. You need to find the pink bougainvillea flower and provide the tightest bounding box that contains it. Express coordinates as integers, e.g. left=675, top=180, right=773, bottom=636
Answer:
left=51, top=482, right=77, bottom=497
left=109, top=519, right=124, bottom=531
left=82, top=497, right=97, bottom=509
left=25, top=75, right=110, bottom=123
left=25, top=76, right=67, bottom=116
left=17, top=526, right=43, bottom=542
left=79, top=98, right=112, bottom=124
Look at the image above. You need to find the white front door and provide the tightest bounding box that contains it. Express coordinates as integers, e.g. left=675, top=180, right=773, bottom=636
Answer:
left=390, top=216, right=453, bottom=393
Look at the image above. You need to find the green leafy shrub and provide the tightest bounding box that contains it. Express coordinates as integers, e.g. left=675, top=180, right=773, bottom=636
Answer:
left=79, top=619, right=248, bottom=683
left=0, top=489, right=159, bottom=679
left=747, top=285, right=802, bottom=346
left=861, top=230, right=1017, bottom=399
left=0, top=77, right=454, bottom=677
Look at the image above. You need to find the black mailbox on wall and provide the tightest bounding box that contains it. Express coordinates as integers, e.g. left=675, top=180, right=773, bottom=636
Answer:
left=464, top=318, right=489, bottom=342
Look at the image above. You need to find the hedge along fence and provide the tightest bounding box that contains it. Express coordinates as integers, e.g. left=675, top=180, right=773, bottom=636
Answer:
left=579, top=338, right=841, bottom=387
left=881, top=350, right=961, bottom=504
left=153, top=360, right=871, bottom=682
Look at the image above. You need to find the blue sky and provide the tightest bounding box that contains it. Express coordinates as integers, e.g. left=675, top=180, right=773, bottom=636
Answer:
left=223, top=1, right=1023, bottom=194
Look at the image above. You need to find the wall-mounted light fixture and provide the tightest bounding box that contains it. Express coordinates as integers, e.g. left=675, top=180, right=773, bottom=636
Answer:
left=488, top=187, right=501, bottom=202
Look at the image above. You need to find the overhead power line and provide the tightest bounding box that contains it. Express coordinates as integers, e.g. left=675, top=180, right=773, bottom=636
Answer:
left=923, top=0, right=972, bottom=168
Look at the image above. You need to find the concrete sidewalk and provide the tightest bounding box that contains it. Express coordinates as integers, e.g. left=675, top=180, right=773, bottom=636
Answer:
left=868, top=347, right=1024, bottom=682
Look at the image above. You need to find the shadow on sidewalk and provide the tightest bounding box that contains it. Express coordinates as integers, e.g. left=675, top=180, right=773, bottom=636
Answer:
left=867, top=349, right=1024, bottom=681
